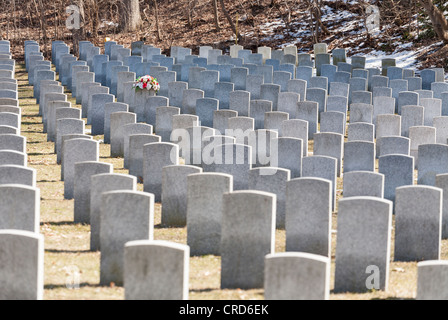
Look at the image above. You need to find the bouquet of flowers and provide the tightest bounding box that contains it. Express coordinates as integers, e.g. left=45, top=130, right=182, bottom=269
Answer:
left=133, top=75, right=160, bottom=93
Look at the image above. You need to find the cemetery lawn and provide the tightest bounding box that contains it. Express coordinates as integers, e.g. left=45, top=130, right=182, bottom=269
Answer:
left=16, top=63, right=448, bottom=300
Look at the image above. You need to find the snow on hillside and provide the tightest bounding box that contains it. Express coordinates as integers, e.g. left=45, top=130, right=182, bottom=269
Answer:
left=247, top=1, right=444, bottom=75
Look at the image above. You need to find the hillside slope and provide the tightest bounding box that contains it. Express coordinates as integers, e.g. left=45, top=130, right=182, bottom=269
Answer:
left=2, top=0, right=447, bottom=71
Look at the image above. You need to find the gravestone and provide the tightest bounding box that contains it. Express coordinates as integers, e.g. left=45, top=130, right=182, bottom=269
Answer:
left=74, top=162, right=113, bottom=224
left=91, top=94, right=115, bottom=136
left=110, top=112, right=137, bottom=157
left=406, top=77, right=422, bottom=91
left=377, top=136, right=410, bottom=157
left=382, top=58, right=396, bottom=76
left=313, top=133, right=343, bottom=176
left=302, top=156, right=337, bottom=210
left=343, top=171, right=384, bottom=198
left=309, top=77, right=328, bottom=90
left=394, top=186, right=442, bottom=262
left=155, top=106, right=181, bottom=142
left=418, top=144, right=448, bottom=186
left=187, top=173, right=233, bottom=256
left=409, top=126, right=436, bottom=167
left=281, top=119, right=309, bottom=157
left=277, top=92, right=299, bottom=116
left=343, top=141, right=375, bottom=173
left=90, top=173, right=137, bottom=251
left=199, top=71, right=219, bottom=98
left=124, top=240, right=189, bottom=300
left=417, top=261, right=448, bottom=300
left=332, top=82, right=350, bottom=98
left=128, top=135, right=162, bottom=179
left=0, top=150, right=26, bottom=166
left=213, top=110, right=238, bottom=135
left=229, top=91, right=250, bottom=117
left=122, top=123, right=154, bottom=168
left=211, top=143, right=252, bottom=190
left=436, top=174, right=448, bottom=239
left=63, top=139, right=99, bottom=199
left=274, top=69, right=293, bottom=90
left=306, top=88, right=327, bottom=115
left=297, top=101, right=318, bottom=139
left=56, top=119, right=85, bottom=161
left=100, top=191, right=154, bottom=286
left=287, top=79, right=307, bottom=102
left=60, top=135, right=93, bottom=171
left=347, top=123, right=374, bottom=142
left=248, top=129, right=278, bottom=167
left=398, top=91, right=419, bottom=115
left=286, top=177, right=332, bottom=257
left=373, top=96, right=395, bottom=125
left=401, top=106, right=424, bottom=137
left=351, top=56, right=366, bottom=69
left=351, top=91, right=372, bottom=105
left=0, top=125, right=17, bottom=135
left=221, top=191, right=276, bottom=289
left=182, top=89, right=205, bottom=114
left=231, top=67, right=248, bottom=91
left=0, top=230, right=44, bottom=300
left=249, top=100, right=272, bottom=130
left=334, top=197, right=392, bottom=293
left=371, top=76, right=389, bottom=91
left=162, top=165, right=202, bottom=227
left=264, top=111, right=289, bottom=135
left=434, top=117, right=448, bottom=145
left=0, top=165, right=36, bottom=187
left=264, top=252, right=330, bottom=300
left=103, top=103, right=129, bottom=144
left=376, top=114, right=401, bottom=141
left=320, top=111, right=346, bottom=135
left=273, top=137, right=302, bottom=178
left=379, top=154, right=414, bottom=203
left=296, top=66, right=313, bottom=84
left=143, top=143, right=179, bottom=202
left=0, top=185, right=40, bottom=232
left=260, top=84, right=281, bottom=111
left=249, top=167, right=290, bottom=229
left=0, top=134, right=26, bottom=153
left=420, top=98, right=442, bottom=127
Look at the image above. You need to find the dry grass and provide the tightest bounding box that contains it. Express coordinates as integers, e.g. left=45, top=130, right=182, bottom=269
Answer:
left=15, top=62, right=446, bottom=300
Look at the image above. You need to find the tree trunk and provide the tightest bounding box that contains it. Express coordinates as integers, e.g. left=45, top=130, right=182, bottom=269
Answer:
left=153, top=0, right=162, bottom=41
left=218, top=0, right=241, bottom=40
left=212, top=0, right=220, bottom=31
left=121, top=0, right=142, bottom=32
left=419, top=0, right=448, bottom=43
left=38, top=0, right=48, bottom=57
left=91, top=0, right=99, bottom=38
left=70, top=0, right=85, bottom=57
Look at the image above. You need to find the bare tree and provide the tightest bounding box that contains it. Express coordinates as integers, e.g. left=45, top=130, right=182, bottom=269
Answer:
left=70, top=0, right=85, bottom=56
left=38, top=0, right=48, bottom=56
left=187, top=0, right=198, bottom=29
left=304, top=0, right=329, bottom=43
left=418, top=0, right=448, bottom=43
left=212, top=0, right=220, bottom=31
left=152, top=0, right=162, bottom=41
left=121, top=0, right=142, bottom=32
left=218, top=0, right=242, bottom=40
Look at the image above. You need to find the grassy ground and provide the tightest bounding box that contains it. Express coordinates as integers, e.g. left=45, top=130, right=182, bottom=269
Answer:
left=15, top=63, right=447, bottom=300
